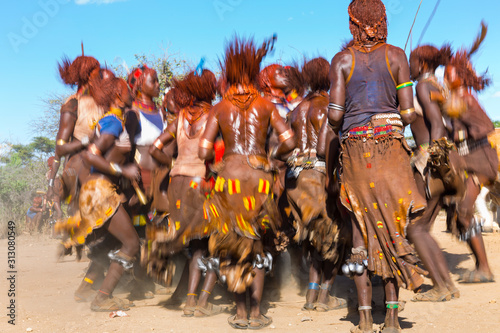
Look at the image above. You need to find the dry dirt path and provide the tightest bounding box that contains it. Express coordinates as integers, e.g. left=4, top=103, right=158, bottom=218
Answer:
left=1, top=213, right=499, bottom=332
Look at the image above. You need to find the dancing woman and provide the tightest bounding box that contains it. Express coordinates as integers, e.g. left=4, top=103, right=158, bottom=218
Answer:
left=328, top=1, right=427, bottom=331
left=407, top=44, right=459, bottom=301
left=149, top=69, right=223, bottom=317
left=199, top=36, right=295, bottom=330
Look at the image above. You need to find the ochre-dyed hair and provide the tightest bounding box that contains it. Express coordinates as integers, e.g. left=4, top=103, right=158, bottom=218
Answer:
left=284, top=65, right=305, bottom=97
left=220, top=36, right=276, bottom=87
left=115, top=78, right=133, bottom=108
left=449, top=50, right=490, bottom=91
left=162, top=88, right=173, bottom=111
left=58, top=55, right=100, bottom=88
left=303, top=57, right=330, bottom=92
left=173, top=69, right=217, bottom=106
left=127, top=65, right=157, bottom=97
left=88, top=68, right=117, bottom=110
left=217, top=76, right=228, bottom=96
left=448, top=21, right=490, bottom=92
left=348, top=0, right=387, bottom=45
left=101, top=68, right=115, bottom=80
left=410, top=45, right=452, bottom=71
left=258, top=64, right=282, bottom=94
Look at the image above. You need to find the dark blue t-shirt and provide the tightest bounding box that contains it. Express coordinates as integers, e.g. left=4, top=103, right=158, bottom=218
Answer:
left=98, top=115, right=123, bottom=138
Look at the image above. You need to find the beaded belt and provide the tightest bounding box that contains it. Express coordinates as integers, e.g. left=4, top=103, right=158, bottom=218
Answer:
left=287, top=158, right=326, bottom=178
left=457, top=137, right=491, bottom=156
left=343, top=124, right=395, bottom=140
left=341, top=113, right=403, bottom=141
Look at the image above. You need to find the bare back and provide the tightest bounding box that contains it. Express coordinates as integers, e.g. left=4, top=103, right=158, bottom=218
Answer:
left=204, top=96, right=289, bottom=157
left=306, top=93, right=329, bottom=151
left=329, top=42, right=415, bottom=132
left=288, top=99, right=311, bottom=151
left=289, top=92, right=328, bottom=152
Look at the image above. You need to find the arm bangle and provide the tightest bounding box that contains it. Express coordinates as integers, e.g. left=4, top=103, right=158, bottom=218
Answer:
left=396, top=82, right=413, bottom=90
left=153, top=138, right=164, bottom=150
left=199, top=138, right=214, bottom=150
left=400, top=108, right=415, bottom=115
left=48, top=179, right=54, bottom=187
left=168, top=130, right=176, bottom=139
left=56, top=139, right=67, bottom=146
left=89, top=143, right=101, bottom=156
left=278, top=129, right=294, bottom=143
left=110, top=163, right=122, bottom=176
left=53, top=159, right=60, bottom=163
left=328, top=103, right=345, bottom=112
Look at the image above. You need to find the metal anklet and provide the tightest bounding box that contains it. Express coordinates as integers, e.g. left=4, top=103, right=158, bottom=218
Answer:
left=358, top=306, right=372, bottom=311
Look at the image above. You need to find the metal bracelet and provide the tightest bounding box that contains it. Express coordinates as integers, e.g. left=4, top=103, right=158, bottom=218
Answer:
left=153, top=138, right=164, bottom=150
left=459, top=217, right=483, bottom=241
left=278, top=129, right=294, bottom=143
left=108, top=250, right=134, bottom=270
left=48, top=179, right=54, bottom=187
left=400, top=108, right=415, bottom=116
left=199, top=138, right=214, bottom=150
left=110, top=163, right=122, bottom=176
left=328, top=103, right=345, bottom=111
left=253, top=252, right=273, bottom=274
left=197, top=256, right=225, bottom=283
left=89, top=143, right=101, bottom=156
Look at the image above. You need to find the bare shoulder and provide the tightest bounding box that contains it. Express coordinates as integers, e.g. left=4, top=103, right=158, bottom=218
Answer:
left=309, top=95, right=328, bottom=116
left=386, top=44, right=407, bottom=61
left=331, top=49, right=352, bottom=68
left=289, top=98, right=310, bottom=120
left=209, top=100, right=225, bottom=116
left=255, top=96, right=276, bottom=113
left=415, top=81, right=429, bottom=95
left=298, top=98, right=312, bottom=112
left=60, top=96, right=78, bottom=115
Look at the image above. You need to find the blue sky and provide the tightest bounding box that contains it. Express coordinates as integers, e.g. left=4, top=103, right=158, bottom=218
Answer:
left=1, top=0, right=499, bottom=144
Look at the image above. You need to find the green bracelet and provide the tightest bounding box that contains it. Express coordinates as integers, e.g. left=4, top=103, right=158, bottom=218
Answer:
left=396, top=82, right=413, bottom=90
left=386, top=304, right=399, bottom=309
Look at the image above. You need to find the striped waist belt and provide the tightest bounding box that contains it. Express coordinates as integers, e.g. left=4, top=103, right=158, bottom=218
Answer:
left=342, top=113, right=403, bottom=141
left=457, top=137, right=491, bottom=156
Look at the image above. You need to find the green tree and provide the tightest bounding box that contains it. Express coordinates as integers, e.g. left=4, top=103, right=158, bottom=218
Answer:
left=0, top=52, right=191, bottom=237
left=30, top=93, right=69, bottom=139
left=0, top=137, right=53, bottom=236
left=113, top=51, right=191, bottom=106
left=1, top=137, right=55, bottom=166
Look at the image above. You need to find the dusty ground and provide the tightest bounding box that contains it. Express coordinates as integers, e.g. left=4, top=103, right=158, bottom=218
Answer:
left=1, top=212, right=499, bottom=333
